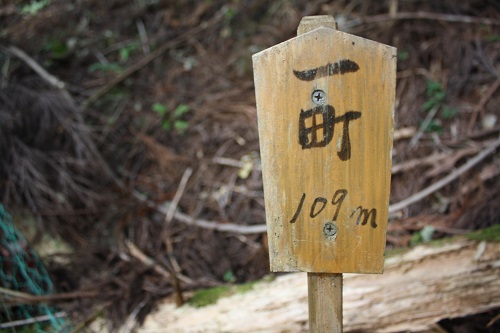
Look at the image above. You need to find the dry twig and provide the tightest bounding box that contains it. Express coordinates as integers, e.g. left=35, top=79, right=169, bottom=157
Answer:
left=6, top=45, right=66, bottom=90
left=124, top=240, right=192, bottom=285
left=0, top=312, right=66, bottom=330
left=467, top=79, right=500, bottom=133
left=408, top=105, right=439, bottom=148
left=0, top=286, right=103, bottom=305
left=389, top=137, right=500, bottom=215
left=163, top=167, right=193, bottom=306
left=344, top=11, right=500, bottom=30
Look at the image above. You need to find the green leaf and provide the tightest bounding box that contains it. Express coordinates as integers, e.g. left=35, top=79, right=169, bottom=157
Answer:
left=426, top=80, right=444, bottom=97
left=420, top=226, right=435, bottom=242
left=21, top=0, right=49, bottom=15
left=223, top=270, right=236, bottom=283
left=397, top=50, right=410, bottom=61
left=421, top=99, right=436, bottom=112
left=224, top=7, right=235, bottom=20
left=422, top=80, right=446, bottom=112
left=174, top=104, right=190, bottom=118
left=424, top=119, right=443, bottom=134
left=119, top=48, right=130, bottom=62
left=442, top=106, right=458, bottom=119
left=152, top=103, right=168, bottom=116
left=410, top=232, right=422, bottom=246
left=42, top=40, right=69, bottom=58
left=410, top=226, right=436, bottom=246
left=119, top=42, right=139, bottom=62
left=174, top=120, right=189, bottom=133
left=433, top=91, right=445, bottom=102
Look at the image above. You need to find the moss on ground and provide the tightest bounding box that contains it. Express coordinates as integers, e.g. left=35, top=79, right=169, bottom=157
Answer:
left=466, top=224, right=500, bottom=242
left=187, top=276, right=275, bottom=307
left=187, top=286, right=232, bottom=307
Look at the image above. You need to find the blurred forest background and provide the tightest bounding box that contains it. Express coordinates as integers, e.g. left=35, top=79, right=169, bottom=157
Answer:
left=0, top=0, right=499, bottom=331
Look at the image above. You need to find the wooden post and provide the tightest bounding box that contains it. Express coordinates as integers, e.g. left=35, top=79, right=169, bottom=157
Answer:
left=253, top=15, right=396, bottom=332
left=308, top=273, right=342, bottom=331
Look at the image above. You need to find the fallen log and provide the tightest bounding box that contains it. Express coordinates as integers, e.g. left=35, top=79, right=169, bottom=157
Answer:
left=138, top=238, right=500, bottom=332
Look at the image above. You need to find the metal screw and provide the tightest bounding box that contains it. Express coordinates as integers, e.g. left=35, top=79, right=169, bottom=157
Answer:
left=323, top=222, right=338, bottom=237
left=312, top=90, right=326, bottom=105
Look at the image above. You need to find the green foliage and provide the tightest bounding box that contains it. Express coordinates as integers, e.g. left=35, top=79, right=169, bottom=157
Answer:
left=21, top=0, right=50, bottom=15
left=220, top=5, right=237, bottom=38
left=152, top=103, right=190, bottom=134
left=188, top=286, right=231, bottom=307
left=223, top=270, right=237, bottom=283
left=119, top=42, right=139, bottom=62
left=187, top=280, right=261, bottom=307
left=420, top=80, right=459, bottom=134
left=485, top=34, right=500, bottom=42
left=224, top=6, right=236, bottom=20
left=88, top=62, right=123, bottom=73
left=411, top=224, right=500, bottom=248
left=397, top=49, right=410, bottom=61
left=42, top=40, right=69, bottom=59
left=410, top=225, right=435, bottom=246
left=174, top=104, right=190, bottom=117
left=152, top=102, right=168, bottom=116
left=422, top=80, right=446, bottom=112
left=442, top=106, right=458, bottom=119
left=467, top=224, right=500, bottom=242
left=421, top=119, right=443, bottom=134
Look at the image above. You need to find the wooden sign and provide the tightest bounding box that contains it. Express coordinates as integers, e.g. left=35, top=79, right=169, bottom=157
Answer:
left=253, top=16, right=396, bottom=274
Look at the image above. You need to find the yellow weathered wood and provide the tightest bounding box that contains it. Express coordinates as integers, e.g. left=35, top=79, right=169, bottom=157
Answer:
left=253, top=15, right=396, bottom=274
left=297, top=15, right=338, bottom=35
left=308, top=273, right=342, bottom=332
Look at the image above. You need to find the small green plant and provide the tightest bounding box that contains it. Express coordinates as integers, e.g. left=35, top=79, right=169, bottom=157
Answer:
left=410, top=225, right=436, bottom=246
left=119, top=42, right=139, bottom=62
left=419, top=80, right=459, bottom=135
left=397, top=49, right=410, bottom=61
left=223, top=270, right=237, bottom=283
left=422, top=80, right=445, bottom=112
left=42, top=39, right=70, bottom=59
left=152, top=102, right=168, bottom=115
left=21, top=0, right=50, bottom=15
left=442, top=106, right=458, bottom=119
left=152, top=103, right=190, bottom=133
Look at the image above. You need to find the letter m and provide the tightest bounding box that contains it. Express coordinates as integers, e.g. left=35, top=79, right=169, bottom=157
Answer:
left=351, top=207, right=377, bottom=228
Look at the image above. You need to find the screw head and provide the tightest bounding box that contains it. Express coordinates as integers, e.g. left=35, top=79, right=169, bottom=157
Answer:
left=312, top=89, right=326, bottom=105
left=323, top=222, right=338, bottom=237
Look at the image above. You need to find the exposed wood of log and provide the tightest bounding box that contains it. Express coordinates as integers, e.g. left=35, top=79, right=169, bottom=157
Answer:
left=138, top=239, right=500, bottom=333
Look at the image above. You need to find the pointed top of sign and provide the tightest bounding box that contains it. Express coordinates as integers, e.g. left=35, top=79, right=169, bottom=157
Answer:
left=297, top=15, right=338, bottom=35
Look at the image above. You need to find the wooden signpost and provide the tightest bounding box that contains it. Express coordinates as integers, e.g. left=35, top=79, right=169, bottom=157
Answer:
left=253, top=16, right=396, bottom=332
